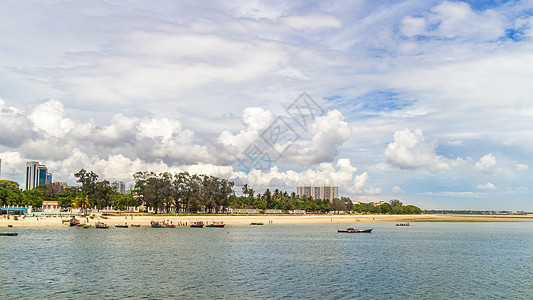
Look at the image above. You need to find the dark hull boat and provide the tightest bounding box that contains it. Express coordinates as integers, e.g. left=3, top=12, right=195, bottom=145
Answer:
left=0, top=232, right=18, bottom=236
left=151, top=221, right=164, bottom=228
left=115, top=224, right=129, bottom=228
left=190, top=221, right=204, bottom=228
left=206, top=222, right=225, bottom=228
left=338, top=228, right=373, bottom=233
left=96, top=222, right=109, bottom=229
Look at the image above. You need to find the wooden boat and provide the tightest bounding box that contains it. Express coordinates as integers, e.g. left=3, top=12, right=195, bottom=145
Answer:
left=206, top=222, right=225, bottom=228
left=7, top=224, right=13, bottom=228
left=151, top=221, right=164, bottom=228
left=190, top=221, right=204, bottom=228
left=69, top=218, right=80, bottom=226
left=95, top=221, right=109, bottom=229
left=115, top=224, right=129, bottom=228
left=250, top=222, right=264, bottom=225
left=131, top=224, right=141, bottom=227
left=0, top=232, right=18, bottom=236
left=396, top=223, right=410, bottom=226
left=83, top=224, right=90, bottom=228
left=338, top=228, right=373, bottom=233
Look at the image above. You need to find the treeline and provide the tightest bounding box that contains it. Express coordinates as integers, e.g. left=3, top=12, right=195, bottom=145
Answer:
left=0, top=170, right=138, bottom=210
left=133, top=171, right=234, bottom=213
left=1, top=169, right=422, bottom=215
left=232, top=184, right=335, bottom=212
left=231, top=186, right=422, bottom=214
left=353, top=199, right=422, bottom=214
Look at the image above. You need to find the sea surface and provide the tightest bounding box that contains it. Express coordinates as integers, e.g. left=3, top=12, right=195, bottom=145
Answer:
left=1, top=222, right=532, bottom=299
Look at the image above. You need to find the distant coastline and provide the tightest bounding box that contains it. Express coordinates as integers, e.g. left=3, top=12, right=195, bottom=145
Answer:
left=2, top=214, right=532, bottom=228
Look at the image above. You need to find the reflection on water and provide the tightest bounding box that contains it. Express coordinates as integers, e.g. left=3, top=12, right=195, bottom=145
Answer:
left=1, top=222, right=532, bottom=299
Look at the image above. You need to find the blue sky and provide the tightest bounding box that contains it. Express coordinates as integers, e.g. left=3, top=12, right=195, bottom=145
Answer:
left=1, top=0, right=532, bottom=210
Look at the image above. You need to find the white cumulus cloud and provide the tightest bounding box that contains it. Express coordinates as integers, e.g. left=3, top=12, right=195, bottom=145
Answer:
left=474, top=154, right=497, bottom=172
left=385, top=128, right=463, bottom=171
left=476, top=182, right=495, bottom=190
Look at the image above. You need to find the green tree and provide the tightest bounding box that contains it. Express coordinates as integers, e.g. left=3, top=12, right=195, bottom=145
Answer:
left=22, top=189, right=45, bottom=208
left=0, top=180, right=23, bottom=206
left=73, top=194, right=93, bottom=216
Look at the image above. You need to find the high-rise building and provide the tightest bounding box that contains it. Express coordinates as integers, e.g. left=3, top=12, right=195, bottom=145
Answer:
left=25, top=161, right=48, bottom=190
left=46, top=173, right=53, bottom=184
left=111, top=180, right=126, bottom=194
left=297, top=184, right=339, bottom=201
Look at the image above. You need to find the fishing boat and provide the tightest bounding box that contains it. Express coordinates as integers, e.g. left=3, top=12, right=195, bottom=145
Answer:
left=250, top=222, right=264, bottom=225
left=206, top=222, right=225, bottom=228
left=115, top=224, right=129, bottom=228
left=95, top=221, right=109, bottom=229
left=0, top=232, right=18, bottom=236
left=396, top=223, right=410, bottom=226
left=69, top=217, right=80, bottom=226
left=190, top=221, right=204, bottom=228
left=131, top=224, right=141, bottom=227
left=151, top=221, right=164, bottom=228
left=83, top=224, right=90, bottom=228
left=338, top=228, right=373, bottom=233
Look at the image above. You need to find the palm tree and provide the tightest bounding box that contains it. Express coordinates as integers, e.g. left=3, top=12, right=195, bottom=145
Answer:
left=74, top=194, right=93, bottom=216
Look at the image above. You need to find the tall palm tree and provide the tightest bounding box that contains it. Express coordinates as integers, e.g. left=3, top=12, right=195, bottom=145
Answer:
left=74, top=194, right=93, bottom=216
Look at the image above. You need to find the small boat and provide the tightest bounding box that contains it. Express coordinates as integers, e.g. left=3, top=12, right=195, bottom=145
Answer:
left=151, top=221, right=164, bottom=228
left=69, top=217, right=80, bottom=226
left=7, top=225, right=13, bottom=228
left=206, top=222, right=225, bottom=228
left=0, top=232, right=18, bottom=236
left=131, top=224, right=141, bottom=227
left=396, top=223, right=410, bottom=226
left=95, top=221, right=109, bottom=229
left=190, top=221, right=204, bottom=228
left=115, top=224, right=129, bottom=228
left=250, top=222, right=264, bottom=225
left=338, top=228, right=373, bottom=233
left=83, top=224, right=90, bottom=228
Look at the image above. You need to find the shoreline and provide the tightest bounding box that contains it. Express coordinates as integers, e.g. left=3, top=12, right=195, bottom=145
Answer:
left=1, top=214, right=532, bottom=227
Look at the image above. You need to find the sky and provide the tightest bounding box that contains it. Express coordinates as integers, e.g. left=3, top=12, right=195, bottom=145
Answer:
left=1, top=0, right=532, bottom=210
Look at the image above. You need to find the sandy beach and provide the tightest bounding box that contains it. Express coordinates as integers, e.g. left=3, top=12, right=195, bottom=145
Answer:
left=1, top=213, right=532, bottom=227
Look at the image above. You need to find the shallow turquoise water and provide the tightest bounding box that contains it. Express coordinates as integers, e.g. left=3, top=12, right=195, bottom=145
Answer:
left=1, top=222, right=532, bottom=299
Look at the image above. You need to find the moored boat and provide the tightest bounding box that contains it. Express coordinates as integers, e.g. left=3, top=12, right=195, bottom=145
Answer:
left=250, top=222, right=264, bottom=225
left=95, top=221, right=109, bottom=229
left=115, top=224, right=129, bottom=228
left=190, top=221, right=204, bottom=228
left=206, top=222, right=225, bottom=228
left=131, top=224, right=141, bottom=227
left=396, top=223, right=410, bottom=226
left=338, top=228, right=373, bottom=233
left=151, top=221, right=164, bottom=228
left=0, top=232, right=18, bottom=236
left=69, top=217, right=80, bottom=226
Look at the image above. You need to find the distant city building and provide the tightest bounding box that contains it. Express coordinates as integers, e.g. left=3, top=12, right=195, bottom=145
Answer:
left=25, top=161, right=49, bottom=190
left=111, top=180, right=126, bottom=194
left=46, top=173, right=53, bottom=184
left=49, top=182, right=68, bottom=193
left=297, top=185, right=339, bottom=201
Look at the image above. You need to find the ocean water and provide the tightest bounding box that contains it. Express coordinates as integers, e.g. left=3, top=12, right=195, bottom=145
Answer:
left=1, top=222, right=532, bottom=299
